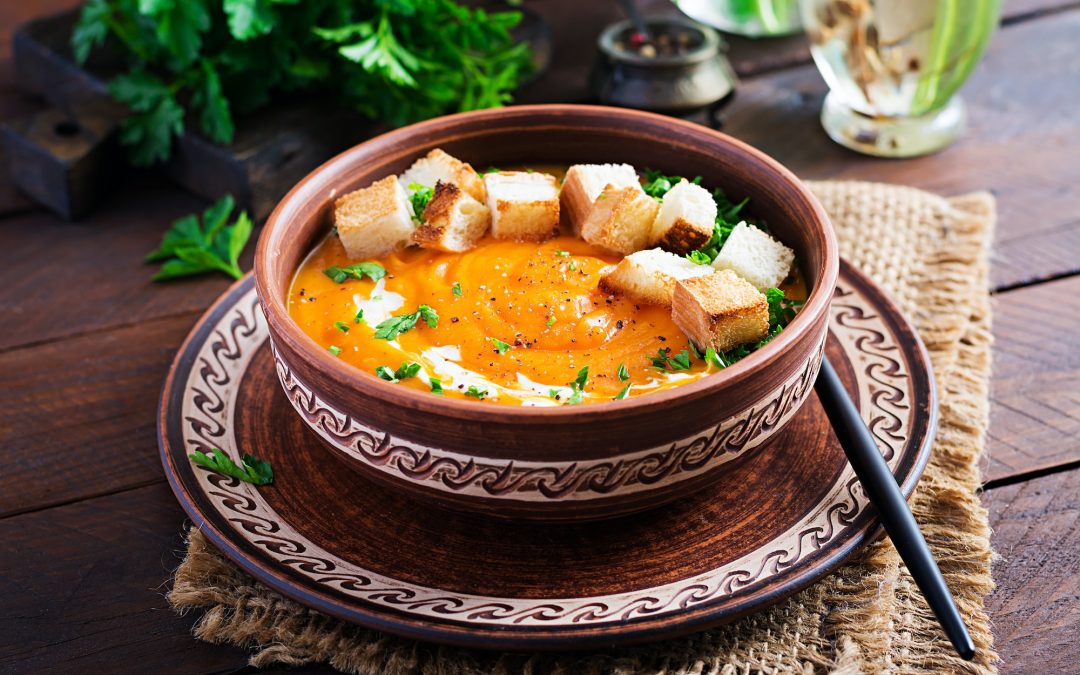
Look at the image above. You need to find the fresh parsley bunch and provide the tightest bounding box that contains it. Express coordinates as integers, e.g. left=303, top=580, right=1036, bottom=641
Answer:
left=72, top=0, right=532, bottom=165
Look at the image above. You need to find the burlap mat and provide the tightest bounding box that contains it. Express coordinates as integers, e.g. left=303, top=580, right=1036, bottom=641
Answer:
left=170, top=181, right=998, bottom=674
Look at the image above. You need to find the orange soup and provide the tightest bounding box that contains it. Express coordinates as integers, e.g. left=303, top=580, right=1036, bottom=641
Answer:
left=289, top=234, right=806, bottom=406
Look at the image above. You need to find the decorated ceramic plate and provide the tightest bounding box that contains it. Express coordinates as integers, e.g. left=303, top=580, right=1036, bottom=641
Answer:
left=158, top=259, right=934, bottom=650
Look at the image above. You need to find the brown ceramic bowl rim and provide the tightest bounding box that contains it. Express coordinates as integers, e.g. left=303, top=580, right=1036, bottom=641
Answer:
left=255, top=104, right=838, bottom=423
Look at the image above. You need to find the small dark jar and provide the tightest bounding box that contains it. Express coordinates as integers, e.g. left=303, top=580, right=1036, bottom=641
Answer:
left=590, top=16, right=735, bottom=116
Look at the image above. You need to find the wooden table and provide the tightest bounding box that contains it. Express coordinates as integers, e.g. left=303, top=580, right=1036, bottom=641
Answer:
left=2, top=1, right=1077, bottom=672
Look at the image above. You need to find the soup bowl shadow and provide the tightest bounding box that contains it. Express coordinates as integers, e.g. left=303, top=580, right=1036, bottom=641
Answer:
left=255, top=104, right=838, bottom=522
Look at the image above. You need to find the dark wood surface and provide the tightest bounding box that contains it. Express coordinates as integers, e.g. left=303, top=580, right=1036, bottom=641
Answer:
left=1, top=0, right=1077, bottom=672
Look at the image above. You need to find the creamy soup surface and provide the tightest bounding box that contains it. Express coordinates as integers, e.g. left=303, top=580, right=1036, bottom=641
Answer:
left=288, top=169, right=807, bottom=406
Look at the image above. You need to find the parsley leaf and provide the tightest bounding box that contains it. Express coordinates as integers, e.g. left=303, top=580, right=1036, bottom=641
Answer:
left=373, top=304, right=438, bottom=340
left=224, top=0, right=277, bottom=41
left=554, top=250, right=570, bottom=257
left=323, top=262, right=387, bottom=284
left=147, top=194, right=252, bottom=281
left=641, top=169, right=702, bottom=200
left=488, top=337, right=511, bottom=355
left=189, top=448, right=273, bottom=485
left=464, top=385, right=488, bottom=400
left=686, top=250, right=712, bottom=265
left=354, top=309, right=365, bottom=324
left=377, top=362, right=422, bottom=382
left=546, top=315, right=556, bottom=327
left=563, top=366, right=589, bottom=405
left=72, top=0, right=110, bottom=65
left=452, top=282, right=463, bottom=297
left=334, top=321, right=350, bottom=333
left=109, top=71, right=185, bottom=166
left=614, top=384, right=631, bottom=400
left=617, top=363, right=630, bottom=382
left=650, top=348, right=691, bottom=371
left=328, top=345, right=342, bottom=356
left=430, top=378, right=444, bottom=394
left=408, top=183, right=434, bottom=221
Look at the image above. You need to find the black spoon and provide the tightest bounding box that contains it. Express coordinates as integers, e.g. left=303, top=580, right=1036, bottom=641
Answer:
left=814, top=356, right=976, bottom=661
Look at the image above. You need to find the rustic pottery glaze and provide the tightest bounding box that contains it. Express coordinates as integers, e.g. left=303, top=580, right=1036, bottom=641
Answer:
left=160, top=261, right=932, bottom=648
left=254, top=104, right=839, bottom=521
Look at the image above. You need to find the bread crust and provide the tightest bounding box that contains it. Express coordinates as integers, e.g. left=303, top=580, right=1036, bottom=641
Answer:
left=412, top=181, right=491, bottom=252
left=653, top=217, right=711, bottom=255
left=672, top=270, right=769, bottom=352
left=579, top=185, right=659, bottom=255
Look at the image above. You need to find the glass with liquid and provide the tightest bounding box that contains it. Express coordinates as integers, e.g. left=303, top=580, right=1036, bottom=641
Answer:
left=801, top=0, right=1001, bottom=157
left=676, top=0, right=803, bottom=38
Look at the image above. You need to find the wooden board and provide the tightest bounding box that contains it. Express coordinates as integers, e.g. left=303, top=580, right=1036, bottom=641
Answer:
left=0, top=482, right=250, bottom=672
left=0, top=312, right=199, bottom=517
left=984, top=465, right=1080, bottom=671
left=984, top=276, right=1080, bottom=484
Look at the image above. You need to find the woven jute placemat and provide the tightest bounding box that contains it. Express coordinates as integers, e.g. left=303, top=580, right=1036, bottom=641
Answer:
left=170, top=181, right=998, bottom=674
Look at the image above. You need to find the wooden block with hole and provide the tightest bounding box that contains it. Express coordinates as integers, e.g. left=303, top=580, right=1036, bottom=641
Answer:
left=672, top=270, right=769, bottom=352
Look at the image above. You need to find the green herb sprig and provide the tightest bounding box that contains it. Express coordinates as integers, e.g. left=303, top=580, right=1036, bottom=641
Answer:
left=323, top=262, right=386, bottom=284
left=376, top=362, right=421, bottom=382
left=189, top=448, right=273, bottom=485
left=408, top=183, right=434, bottom=221
left=146, top=194, right=252, bottom=281
left=73, top=0, right=533, bottom=166
left=373, top=305, right=439, bottom=340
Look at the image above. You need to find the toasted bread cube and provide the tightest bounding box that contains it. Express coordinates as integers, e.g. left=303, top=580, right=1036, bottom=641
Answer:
left=650, top=180, right=717, bottom=254
left=672, top=270, right=769, bottom=352
left=412, top=181, right=491, bottom=252
left=399, top=148, right=486, bottom=203
left=598, top=248, right=715, bottom=306
left=484, top=171, right=560, bottom=242
left=334, top=175, right=415, bottom=260
left=711, top=222, right=795, bottom=289
left=579, top=185, right=660, bottom=255
left=560, top=163, right=641, bottom=234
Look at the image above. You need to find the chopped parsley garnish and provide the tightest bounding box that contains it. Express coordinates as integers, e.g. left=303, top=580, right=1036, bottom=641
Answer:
left=614, top=384, right=631, bottom=400
left=333, top=321, right=350, bottom=333
left=650, top=348, right=691, bottom=371
left=686, top=250, right=712, bottom=265
left=328, top=345, right=342, bottom=356
left=189, top=448, right=273, bottom=485
left=464, top=385, right=488, bottom=400
left=452, top=282, right=463, bottom=297
left=408, top=182, right=434, bottom=221
left=430, top=378, right=444, bottom=395
left=617, top=363, right=630, bottom=381
left=354, top=309, right=365, bottom=324
left=376, top=362, right=421, bottom=383
left=481, top=166, right=501, bottom=175
left=488, top=337, right=511, bottom=355
left=546, top=315, right=556, bottom=327
left=568, top=260, right=577, bottom=271
left=373, top=305, right=439, bottom=340
left=564, top=366, right=589, bottom=405
left=323, top=262, right=386, bottom=284
left=641, top=169, right=703, bottom=200
left=704, top=347, right=726, bottom=369
left=554, top=250, right=570, bottom=257
left=548, top=388, right=561, bottom=400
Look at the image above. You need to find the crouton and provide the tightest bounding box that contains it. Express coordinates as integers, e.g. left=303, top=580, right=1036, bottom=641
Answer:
left=671, top=270, right=769, bottom=352
left=711, top=222, right=795, bottom=289
left=579, top=185, right=660, bottom=255
left=334, top=175, right=415, bottom=261
left=598, top=248, right=715, bottom=306
left=650, top=180, right=717, bottom=254
left=399, top=148, right=486, bottom=203
left=560, top=163, right=641, bottom=234
left=484, top=171, right=560, bottom=242
left=412, top=181, right=491, bottom=252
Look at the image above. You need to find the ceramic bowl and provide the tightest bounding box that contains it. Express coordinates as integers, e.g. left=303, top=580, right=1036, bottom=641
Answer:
left=254, top=104, right=838, bottom=521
